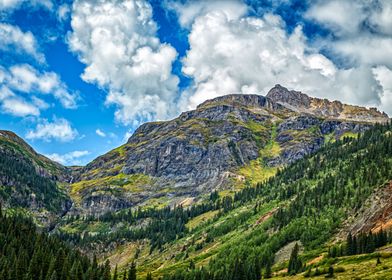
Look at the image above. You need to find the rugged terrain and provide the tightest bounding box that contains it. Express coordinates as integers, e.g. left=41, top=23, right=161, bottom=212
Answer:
left=69, top=85, right=388, bottom=216
left=1, top=84, right=391, bottom=279
left=0, top=130, right=71, bottom=225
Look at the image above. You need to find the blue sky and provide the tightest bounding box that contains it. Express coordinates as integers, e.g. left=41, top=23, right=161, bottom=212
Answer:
left=0, top=0, right=391, bottom=165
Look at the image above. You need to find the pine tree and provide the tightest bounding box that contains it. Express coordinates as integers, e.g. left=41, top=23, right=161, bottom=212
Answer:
left=128, top=262, right=137, bottom=280
left=264, top=261, right=272, bottom=279
left=113, top=265, right=118, bottom=280
left=288, top=243, right=302, bottom=275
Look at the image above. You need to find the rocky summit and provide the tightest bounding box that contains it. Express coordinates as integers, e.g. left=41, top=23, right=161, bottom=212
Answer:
left=67, top=85, right=389, bottom=216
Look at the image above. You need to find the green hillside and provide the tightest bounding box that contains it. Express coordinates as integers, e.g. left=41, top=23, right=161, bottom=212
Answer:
left=50, top=123, right=392, bottom=279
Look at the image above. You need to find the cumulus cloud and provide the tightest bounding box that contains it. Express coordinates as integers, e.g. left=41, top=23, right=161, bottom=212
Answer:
left=165, top=0, right=247, bottom=28
left=306, top=0, right=392, bottom=68
left=373, top=66, right=392, bottom=114
left=0, top=0, right=53, bottom=11
left=0, top=64, right=78, bottom=109
left=305, top=1, right=365, bottom=36
left=95, top=129, right=106, bottom=137
left=0, top=85, right=40, bottom=117
left=68, top=0, right=179, bottom=125
left=0, top=23, right=44, bottom=62
left=46, top=150, right=89, bottom=165
left=173, top=0, right=392, bottom=115
left=26, top=118, right=78, bottom=142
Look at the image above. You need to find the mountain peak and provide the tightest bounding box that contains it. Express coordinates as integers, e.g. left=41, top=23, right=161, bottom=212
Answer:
left=266, top=85, right=389, bottom=123
left=266, top=84, right=311, bottom=108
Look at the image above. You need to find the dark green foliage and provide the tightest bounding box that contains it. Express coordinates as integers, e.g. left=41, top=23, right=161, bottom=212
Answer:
left=288, top=243, right=302, bottom=275
left=128, top=262, right=137, bottom=280
left=264, top=261, right=272, bottom=279
left=339, top=229, right=389, bottom=256
left=161, top=123, right=392, bottom=279
left=326, top=266, right=334, bottom=278
left=60, top=197, right=223, bottom=251
left=0, top=142, right=68, bottom=213
left=0, top=209, right=110, bottom=280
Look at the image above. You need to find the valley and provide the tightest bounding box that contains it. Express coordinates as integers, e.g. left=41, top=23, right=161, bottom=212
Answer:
left=1, top=85, right=392, bottom=279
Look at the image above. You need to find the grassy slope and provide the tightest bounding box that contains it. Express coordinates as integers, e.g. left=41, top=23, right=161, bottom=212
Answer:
left=101, top=125, right=391, bottom=278
left=0, top=131, right=66, bottom=176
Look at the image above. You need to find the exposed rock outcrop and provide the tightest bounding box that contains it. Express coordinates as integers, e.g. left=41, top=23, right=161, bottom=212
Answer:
left=71, top=85, right=389, bottom=215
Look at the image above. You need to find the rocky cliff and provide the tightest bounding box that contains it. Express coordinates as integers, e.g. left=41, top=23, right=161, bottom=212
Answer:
left=267, top=84, right=389, bottom=123
left=70, top=85, right=389, bottom=215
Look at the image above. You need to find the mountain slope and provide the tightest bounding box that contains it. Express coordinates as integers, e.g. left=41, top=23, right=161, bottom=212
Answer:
left=0, top=130, right=71, bottom=225
left=56, top=121, right=392, bottom=279
left=70, top=85, right=388, bottom=215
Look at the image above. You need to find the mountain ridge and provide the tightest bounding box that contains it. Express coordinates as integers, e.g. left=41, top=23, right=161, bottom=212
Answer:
left=68, top=85, right=389, bottom=216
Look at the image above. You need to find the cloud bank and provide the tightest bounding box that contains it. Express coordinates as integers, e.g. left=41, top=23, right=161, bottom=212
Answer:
left=68, top=0, right=392, bottom=127
left=68, top=0, right=179, bottom=125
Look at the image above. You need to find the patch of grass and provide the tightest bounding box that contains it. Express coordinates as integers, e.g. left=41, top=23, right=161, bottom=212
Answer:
left=186, top=210, right=220, bottom=230
left=70, top=173, right=151, bottom=202
left=237, top=122, right=280, bottom=186
left=340, top=131, right=358, bottom=140
left=238, top=159, right=277, bottom=186
left=60, top=220, right=111, bottom=235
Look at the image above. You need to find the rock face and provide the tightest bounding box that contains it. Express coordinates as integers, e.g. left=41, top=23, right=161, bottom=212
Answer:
left=267, top=84, right=389, bottom=123
left=71, top=85, right=389, bottom=214
left=338, top=181, right=392, bottom=239
left=1, top=85, right=388, bottom=218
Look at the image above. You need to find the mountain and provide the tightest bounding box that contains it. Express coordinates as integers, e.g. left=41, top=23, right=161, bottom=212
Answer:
left=267, top=84, right=389, bottom=123
left=0, top=85, right=392, bottom=279
left=0, top=130, right=71, bottom=225
left=58, top=120, right=392, bottom=280
left=69, top=85, right=389, bottom=216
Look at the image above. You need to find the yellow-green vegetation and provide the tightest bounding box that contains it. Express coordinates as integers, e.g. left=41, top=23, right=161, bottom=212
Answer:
left=136, top=202, right=275, bottom=277
left=186, top=210, right=220, bottom=230
left=70, top=173, right=151, bottom=203
left=324, top=132, right=336, bottom=144
left=140, top=196, right=172, bottom=210
left=324, top=131, right=358, bottom=145
left=238, top=122, right=280, bottom=186
left=274, top=251, right=392, bottom=279
left=60, top=220, right=111, bottom=235
left=339, top=131, right=358, bottom=140
left=238, top=159, right=278, bottom=186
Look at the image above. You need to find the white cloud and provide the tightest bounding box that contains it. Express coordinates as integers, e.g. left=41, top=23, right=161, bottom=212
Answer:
left=57, top=3, right=70, bottom=22
left=373, top=66, right=392, bottom=114
left=26, top=118, right=78, bottom=142
left=0, top=85, right=40, bottom=116
left=0, top=0, right=53, bottom=11
left=305, top=1, right=365, bottom=36
left=46, top=150, right=90, bottom=166
left=68, top=0, right=179, bottom=125
left=305, top=0, right=392, bottom=68
left=165, top=0, right=247, bottom=28
left=95, top=129, right=106, bottom=137
left=174, top=1, right=392, bottom=115
left=0, top=23, right=44, bottom=62
left=1, top=64, right=78, bottom=109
